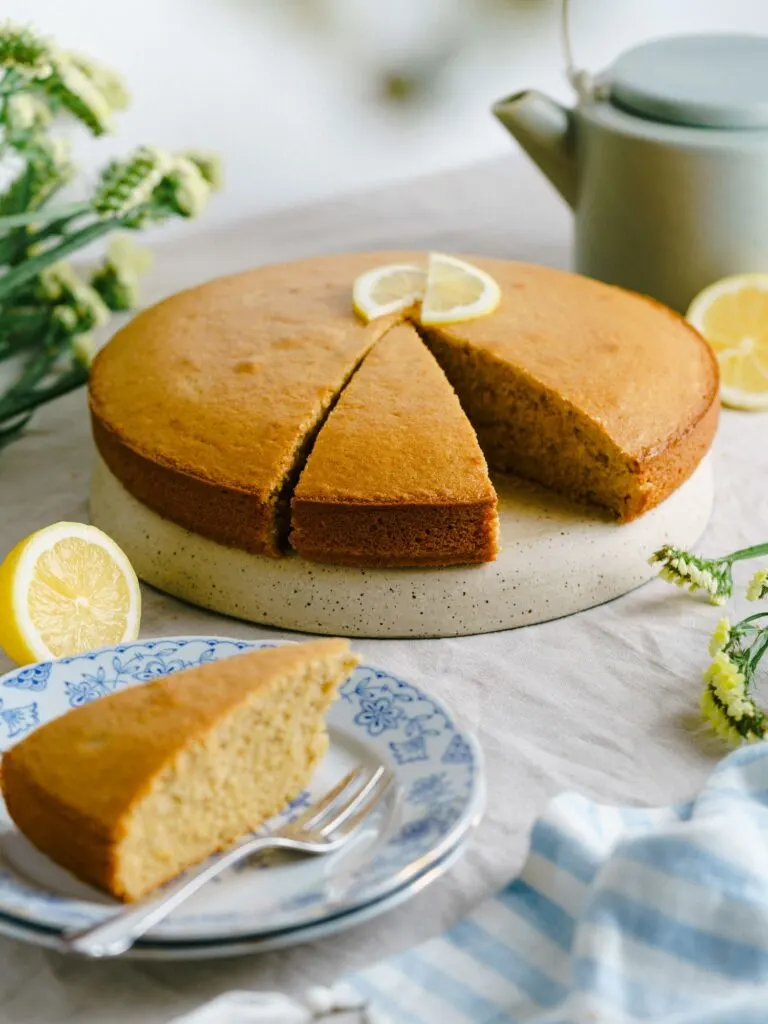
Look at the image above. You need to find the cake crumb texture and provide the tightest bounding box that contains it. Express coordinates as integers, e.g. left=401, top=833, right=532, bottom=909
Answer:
left=1, top=639, right=359, bottom=901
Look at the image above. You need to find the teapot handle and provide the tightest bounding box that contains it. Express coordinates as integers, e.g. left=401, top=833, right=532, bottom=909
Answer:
left=561, top=0, right=610, bottom=101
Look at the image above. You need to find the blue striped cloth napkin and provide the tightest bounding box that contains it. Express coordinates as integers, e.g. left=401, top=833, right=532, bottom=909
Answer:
left=174, top=743, right=768, bottom=1024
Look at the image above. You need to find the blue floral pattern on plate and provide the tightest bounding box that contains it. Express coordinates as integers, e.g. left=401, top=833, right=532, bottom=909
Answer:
left=0, top=637, right=484, bottom=943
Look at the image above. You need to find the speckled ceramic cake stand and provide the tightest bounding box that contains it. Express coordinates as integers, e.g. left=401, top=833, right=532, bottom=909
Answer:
left=90, top=454, right=713, bottom=639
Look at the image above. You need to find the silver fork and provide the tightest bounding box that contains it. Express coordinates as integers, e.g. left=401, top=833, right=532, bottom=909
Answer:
left=63, top=763, right=394, bottom=958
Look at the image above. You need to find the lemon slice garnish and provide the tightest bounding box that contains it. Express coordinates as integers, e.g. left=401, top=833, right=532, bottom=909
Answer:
left=0, top=522, right=141, bottom=665
left=420, top=252, right=501, bottom=326
left=352, top=263, right=427, bottom=323
left=687, top=274, right=768, bottom=410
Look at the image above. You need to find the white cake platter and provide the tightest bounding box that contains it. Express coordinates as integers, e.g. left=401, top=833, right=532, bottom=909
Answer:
left=90, top=454, right=713, bottom=639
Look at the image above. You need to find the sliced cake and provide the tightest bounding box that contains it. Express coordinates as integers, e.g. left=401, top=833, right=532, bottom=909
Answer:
left=89, top=256, right=397, bottom=556
left=1, top=639, right=359, bottom=901
left=290, top=324, right=499, bottom=566
left=417, top=257, right=719, bottom=521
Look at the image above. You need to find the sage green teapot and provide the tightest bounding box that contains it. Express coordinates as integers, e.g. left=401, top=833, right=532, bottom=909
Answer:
left=494, top=28, right=768, bottom=312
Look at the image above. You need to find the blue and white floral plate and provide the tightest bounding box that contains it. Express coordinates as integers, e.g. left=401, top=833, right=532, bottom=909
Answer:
left=0, top=637, right=484, bottom=944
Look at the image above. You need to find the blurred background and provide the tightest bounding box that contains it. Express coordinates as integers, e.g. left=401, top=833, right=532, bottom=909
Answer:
left=6, top=0, right=768, bottom=232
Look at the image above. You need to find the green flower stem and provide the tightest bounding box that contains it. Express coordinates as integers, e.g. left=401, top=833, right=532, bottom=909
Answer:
left=737, top=612, right=768, bottom=627
left=0, top=363, right=88, bottom=423
left=0, top=201, right=92, bottom=231
left=748, top=631, right=768, bottom=673
left=724, top=544, right=768, bottom=564
left=0, top=216, right=120, bottom=301
left=1, top=327, right=60, bottom=398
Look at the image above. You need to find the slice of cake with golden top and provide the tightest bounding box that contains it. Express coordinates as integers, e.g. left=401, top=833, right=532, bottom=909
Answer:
left=1, top=639, right=359, bottom=902
left=290, top=324, right=499, bottom=567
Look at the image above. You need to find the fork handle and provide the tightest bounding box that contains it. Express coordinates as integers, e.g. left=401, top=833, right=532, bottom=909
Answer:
left=63, top=834, right=277, bottom=957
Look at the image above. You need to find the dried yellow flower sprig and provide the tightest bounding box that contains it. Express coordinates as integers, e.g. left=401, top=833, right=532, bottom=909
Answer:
left=650, top=543, right=768, bottom=606
left=701, top=613, right=768, bottom=745
left=650, top=541, right=768, bottom=745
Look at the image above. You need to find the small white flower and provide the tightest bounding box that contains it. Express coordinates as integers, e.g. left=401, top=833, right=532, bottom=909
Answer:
left=72, top=333, right=95, bottom=367
left=107, top=235, right=152, bottom=278
left=40, top=261, right=78, bottom=300
left=67, top=51, right=130, bottom=111
left=52, top=52, right=114, bottom=134
left=180, top=149, right=223, bottom=190
left=167, top=156, right=211, bottom=217
left=5, top=93, right=50, bottom=131
left=53, top=306, right=78, bottom=332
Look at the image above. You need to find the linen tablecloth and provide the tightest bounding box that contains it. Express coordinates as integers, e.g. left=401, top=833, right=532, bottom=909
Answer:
left=0, top=155, right=765, bottom=1023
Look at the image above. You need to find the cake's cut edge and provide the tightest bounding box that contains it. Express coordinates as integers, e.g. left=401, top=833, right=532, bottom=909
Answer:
left=1, top=639, right=360, bottom=901
left=416, top=296, right=719, bottom=523
left=88, top=265, right=402, bottom=558
left=289, top=324, right=499, bottom=567
left=291, top=499, right=499, bottom=567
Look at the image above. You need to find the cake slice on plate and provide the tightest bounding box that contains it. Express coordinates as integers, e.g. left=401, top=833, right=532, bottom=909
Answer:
left=1, top=639, right=359, bottom=901
left=290, top=324, right=499, bottom=567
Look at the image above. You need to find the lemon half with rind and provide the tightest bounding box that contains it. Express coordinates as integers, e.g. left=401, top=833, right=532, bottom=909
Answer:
left=687, top=274, right=768, bottom=410
left=0, top=522, right=141, bottom=666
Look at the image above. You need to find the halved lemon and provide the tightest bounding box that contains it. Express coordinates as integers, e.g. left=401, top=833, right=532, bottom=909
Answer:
left=420, top=252, right=501, bottom=326
left=352, top=263, right=427, bottom=322
left=0, top=522, right=141, bottom=666
left=687, top=274, right=768, bottom=410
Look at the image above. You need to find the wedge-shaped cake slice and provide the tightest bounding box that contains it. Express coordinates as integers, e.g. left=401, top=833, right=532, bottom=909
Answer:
left=290, top=325, right=499, bottom=566
left=89, top=256, right=397, bottom=556
left=1, top=639, right=359, bottom=901
left=419, top=257, right=719, bottom=522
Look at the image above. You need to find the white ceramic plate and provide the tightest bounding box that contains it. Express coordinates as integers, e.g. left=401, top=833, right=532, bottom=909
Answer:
left=0, top=834, right=471, bottom=960
left=0, top=637, right=484, bottom=942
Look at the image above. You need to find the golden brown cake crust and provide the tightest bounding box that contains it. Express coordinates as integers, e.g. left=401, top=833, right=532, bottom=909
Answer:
left=429, top=259, right=718, bottom=460
left=1, top=639, right=355, bottom=898
left=89, top=257, right=397, bottom=555
left=416, top=257, right=719, bottom=521
left=291, top=325, right=498, bottom=566
left=89, top=251, right=719, bottom=561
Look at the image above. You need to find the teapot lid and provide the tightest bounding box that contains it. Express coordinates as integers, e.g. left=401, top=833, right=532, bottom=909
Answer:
left=608, top=34, right=768, bottom=128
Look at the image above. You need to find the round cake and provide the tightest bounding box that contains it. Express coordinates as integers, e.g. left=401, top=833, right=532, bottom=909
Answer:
left=89, top=252, right=719, bottom=570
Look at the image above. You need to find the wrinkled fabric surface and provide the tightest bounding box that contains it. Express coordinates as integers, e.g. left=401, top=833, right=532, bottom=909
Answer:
left=0, top=156, right=766, bottom=1023
left=172, top=745, right=768, bottom=1024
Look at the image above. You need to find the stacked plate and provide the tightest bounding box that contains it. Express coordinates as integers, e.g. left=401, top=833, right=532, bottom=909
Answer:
left=0, top=637, right=484, bottom=959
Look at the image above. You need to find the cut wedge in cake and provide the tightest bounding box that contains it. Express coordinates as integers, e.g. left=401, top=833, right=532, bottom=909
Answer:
left=417, top=258, right=719, bottom=522
left=290, top=324, right=499, bottom=567
left=1, top=639, right=360, bottom=901
left=89, top=257, right=398, bottom=557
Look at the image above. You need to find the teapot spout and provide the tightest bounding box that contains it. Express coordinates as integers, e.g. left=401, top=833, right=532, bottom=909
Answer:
left=493, top=90, right=578, bottom=209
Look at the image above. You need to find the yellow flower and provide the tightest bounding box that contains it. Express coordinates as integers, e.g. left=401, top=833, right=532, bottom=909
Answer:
left=708, top=617, right=731, bottom=657
left=747, top=569, right=768, bottom=602
left=700, top=686, right=742, bottom=745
